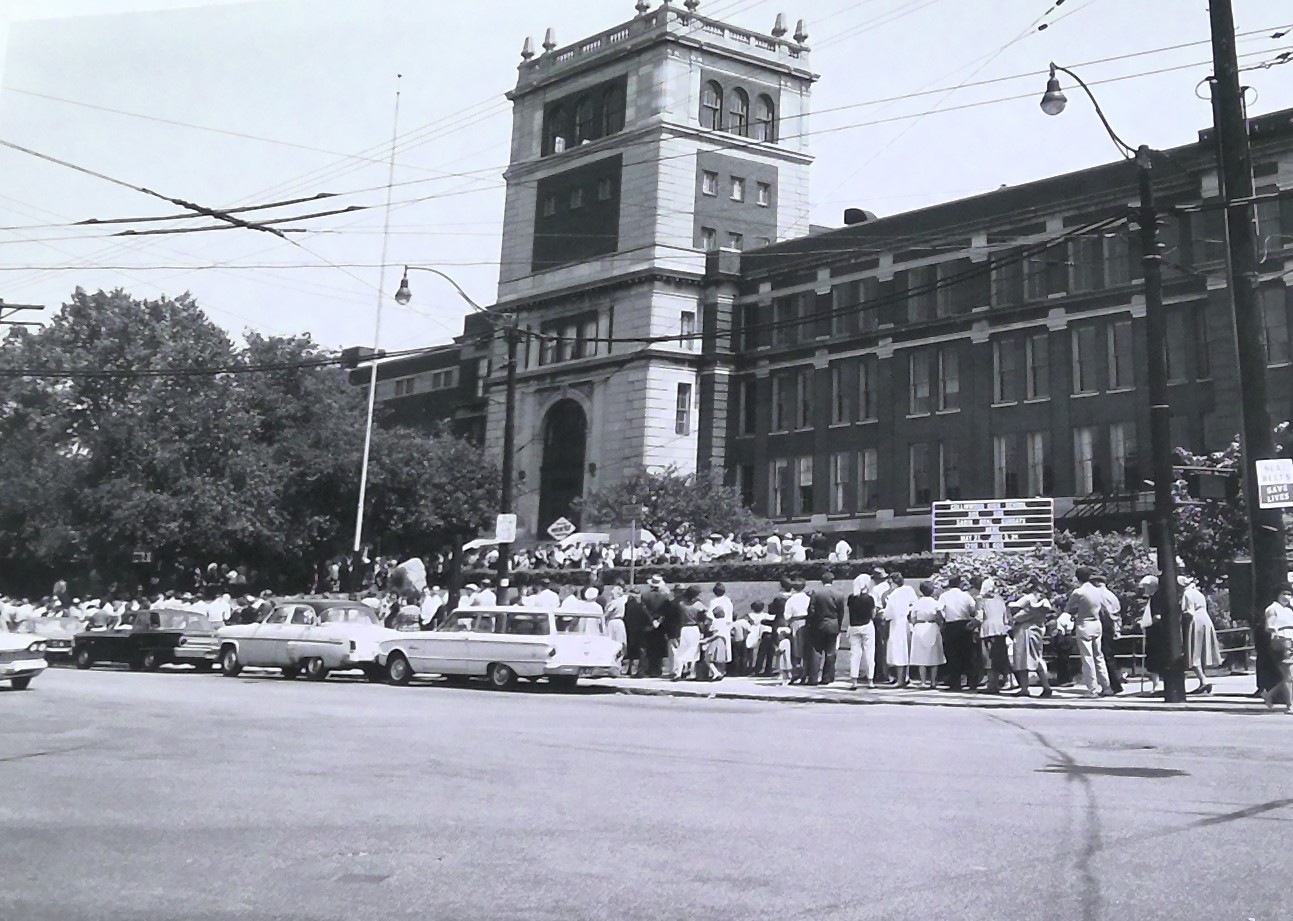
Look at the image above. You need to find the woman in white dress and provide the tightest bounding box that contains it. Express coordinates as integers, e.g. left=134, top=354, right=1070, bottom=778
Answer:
left=883, top=572, right=917, bottom=688
left=908, top=581, right=946, bottom=688
left=1179, top=575, right=1220, bottom=695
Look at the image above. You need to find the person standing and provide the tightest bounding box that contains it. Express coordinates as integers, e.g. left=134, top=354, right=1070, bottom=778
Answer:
left=751, top=601, right=775, bottom=677
left=622, top=586, right=649, bottom=678
left=640, top=576, right=671, bottom=678
left=1262, top=583, right=1293, bottom=712
left=1092, top=573, right=1124, bottom=695
left=908, top=581, right=946, bottom=689
left=937, top=575, right=978, bottom=691
left=785, top=578, right=811, bottom=684
left=1180, top=575, right=1220, bottom=695
left=672, top=585, right=705, bottom=680
left=845, top=584, right=877, bottom=690
left=975, top=577, right=1011, bottom=694
left=805, top=571, right=846, bottom=685
left=1008, top=581, right=1054, bottom=698
left=1064, top=567, right=1114, bottom=698
left=869, top=569, right=891, bottom=677
left=882, top=572, right=917, bottom=688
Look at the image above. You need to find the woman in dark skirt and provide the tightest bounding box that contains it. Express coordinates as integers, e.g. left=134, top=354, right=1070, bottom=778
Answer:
left=1138, top=575, right=1188, bottom=695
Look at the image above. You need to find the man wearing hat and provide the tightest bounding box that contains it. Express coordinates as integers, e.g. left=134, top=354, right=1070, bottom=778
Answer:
left=1063, top=567, right=1115, bottom=698
left=639, top=575, right=671, bottom=678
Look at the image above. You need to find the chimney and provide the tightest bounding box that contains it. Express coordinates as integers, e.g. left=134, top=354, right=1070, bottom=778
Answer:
left=844, top=208, right=876, bottom=226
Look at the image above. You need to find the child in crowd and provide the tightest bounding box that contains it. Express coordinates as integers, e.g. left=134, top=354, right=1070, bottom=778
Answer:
left=775, top=619, right=794, bottom=685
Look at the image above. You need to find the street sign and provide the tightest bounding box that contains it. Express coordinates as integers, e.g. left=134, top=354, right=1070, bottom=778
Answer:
left=1256, top=458, right=1293, bottom=509
left=546, top=516, right=576, bottom=541
left=495, top=513, right=517, bottom=544
left=131, top=550, right=153, bottom=564
left=931, top=498, right=1055, bottom=553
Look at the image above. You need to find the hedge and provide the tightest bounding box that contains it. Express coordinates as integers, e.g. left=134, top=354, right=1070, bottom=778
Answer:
left=462, top=554, right=939, bottom=589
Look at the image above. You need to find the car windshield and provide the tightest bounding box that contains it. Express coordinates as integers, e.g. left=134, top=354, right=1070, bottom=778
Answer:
left=157, top=611, right=207, bottom=631
left=554, top=615, right=605, bottom=635
left=317, top=606, right=380, bottom=626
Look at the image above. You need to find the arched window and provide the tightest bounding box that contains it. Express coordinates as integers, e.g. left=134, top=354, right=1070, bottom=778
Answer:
left=752, top=94, right=776, bottom=142
left=574, top=95, right=595, bottom=143
left=700, top=80, right=723, bottom=131
left=601, top=84, right=625, bottom=136
left=728, top=88, right=749, bottom=136
left=545, top=105, right=569, bottom=154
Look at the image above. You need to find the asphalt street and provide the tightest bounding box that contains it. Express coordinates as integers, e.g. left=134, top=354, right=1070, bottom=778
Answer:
left=3, top=667, right=1292, bottom=921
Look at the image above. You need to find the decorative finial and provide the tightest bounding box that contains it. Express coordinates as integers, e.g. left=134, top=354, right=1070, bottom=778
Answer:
left=685, top=0, right=700, bottom=11
left=772, top=13, right=787, bottom=38
left=521, top=37, right=534, bottom=60
left=635, top=0, right=650, bottom=12
left=542, top=28, right=557, bottom=52
left=793, top=18, right=808, bottom=43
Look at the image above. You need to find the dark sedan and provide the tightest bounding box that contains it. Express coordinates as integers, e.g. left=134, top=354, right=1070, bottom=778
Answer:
left=72, top=608, right=218, bottom=672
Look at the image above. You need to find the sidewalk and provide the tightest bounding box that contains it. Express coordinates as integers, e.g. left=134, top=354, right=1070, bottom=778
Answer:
left=590, top=671, right=1285, bottom=713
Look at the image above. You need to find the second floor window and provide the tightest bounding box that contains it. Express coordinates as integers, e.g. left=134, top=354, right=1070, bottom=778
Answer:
left=909, top=350, right=932, bottom=415
left=830, top=364, right=851, bottom=425
left=771, top=373, right=790, bottom=431
left=737, top=377, right=757, bottom=436
left=1071, top=325, right=1100, bottom=394
left=795, top=367, right=814, bottom=429
left=1109, top=421, right=1138, bottom=492
left=993, top=433, right=1023, bottom=498
left=1026, top=331, right=1050, bottom=399
left=796, top=457, right=814, bottom=515
left=701, top=227, right=717, bottom=251
left=993, top=338, right=1020, bottom=403
left=829, top=452, right=850, bottom=514
left=701, top=81, right=723, bottom=130
left=1107, top=318, right=1134, bottom=389
left=938, top=346, right=960, bottom=411
left=728, top=89, right=749, bottom=135
left=859, top=357, right=877, bottom=420
left=731, top=177, right=745, bottom=202
left=702, top=171, right=719, bottom=196
left=1027, top=431, right=1052, bottom=496
left=860, top=448, right=880, bottom=510
left=680, top=311, right=696, bottom=349
left=1074, top=425, right=1102, bottom=495
left=1262, top=286, right=1291, bottom=365
left=770, top=458, right=789, bottom=517
left=675, top=383, right=692, bottom=436
left=757, top=182, right=771, bottom=206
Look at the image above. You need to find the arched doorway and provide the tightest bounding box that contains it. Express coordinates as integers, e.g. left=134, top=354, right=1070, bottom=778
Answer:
left=538, top=399, right=587, bottom=533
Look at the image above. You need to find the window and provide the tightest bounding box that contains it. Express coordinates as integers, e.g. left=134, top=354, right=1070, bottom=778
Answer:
left=1026, top=332, right=1050, bottom=399
left=772, top=295, right=799, bottom=347
left=700, top=81, right=723, bottom=130
left=993, top=433, right=1023, bottom=498
left=539, top=313, right=598, bottom=365
left=541, top=196, right=557, bottom=217
left=830, top=364, right=851, bottom=424
left=991, top=254, right=1023, bottom=307
left=993, top=338, right=1020, bottom=403
left=702, top=170, right=719, bottom=196
left=577, top=317, right=599, bottom=359
left=597, top=177, right=614, bottom=201
left=675, top=383, right=692, bottom=435
left=569, top=187, right=585, bottom=210
left=771, top=373, right=790, bottom=431
left=942, top=442, right=962, bottom=501
left=770, top=458, right=789, bottom=516
left=1069, top=235, right=1104, bottom=293
left=394, top=378, right=415, bottom=397
left=859, top=357, right=877, bottom=420
left=574, top=95, right=595, bottom=143
left=910, top=443, right=933, bottom=506
left=909, top=350, right=932, bottom=415
left=735, top=302, right=759, bottom=351
left=937, top=346, right=960, bottom=411
left=1071, top=325, right=1100, bottom=394
left=601, top=83, right=625, bottom=136
left=429, top=368, right=458, bottom=390
left=737, top=377, right=757, bottom=436
left=757, top=182, right=771, bottom=206
left=860, top=448, right=880, bottom=510
left=1107, top=318, right=1134, bottom=389
left=907, top=265, right=936, bottom=322
left=680, top=311, right=696, bottom=349
left=730, top=177, right=745, bottom=202
left=796, top=457, right=814, bottom=515
left=1104, top=233, right=1131, bottom=287
left=1109, top=422, right=1139, bottom=493
left=1261, top=286, right=1291, bottom=365
left=795, top=367, right=813, bottom=429
left=1024, top=254, right=1048, bottom=300
left=830, top=452, right=850, bottom=514
left=752, top=94, right=776, bottom=142
left=736, top=464, right=755, bottom=508
left=1165, top=309, right=1189, bottom=383
left=756, top=236, right=772, bottom=248
left=544, top=105, right=568, bottom=155
left=727, top=232, right=744, bottom=251
left=1026, top=431, right=1052, bottom=496
left=1073, top=426, right=1101, bottom=495
left=701, top=227, right=718, bottom=251
left=1257, top=194, right=1282, bottom=263
left=728, top=88, right=749, bottom=135
left=1196, top=307, right=1212, bottom=378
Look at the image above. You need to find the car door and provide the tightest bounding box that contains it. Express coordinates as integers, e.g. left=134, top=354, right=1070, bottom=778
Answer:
left=461, top=612, right=505, bottom=676
left=406, top=618, right=469, bottom=675
left=491, top=611, right=552, bottom=677
left=284, top=607, right=319, bottom=665
left=241, top=608, right=293, bottom=666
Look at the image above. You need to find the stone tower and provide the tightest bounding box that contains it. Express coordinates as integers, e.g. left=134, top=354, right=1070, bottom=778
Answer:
left=489, top=3, right=815, bottom=538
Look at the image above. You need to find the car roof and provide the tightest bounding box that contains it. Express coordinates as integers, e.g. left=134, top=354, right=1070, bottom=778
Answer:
left=273, top=597, right=371, bottom=610
left=455, top=605, right=600, bottom=618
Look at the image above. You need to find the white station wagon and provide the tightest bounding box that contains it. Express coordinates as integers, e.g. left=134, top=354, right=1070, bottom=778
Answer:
left=216, top=598, right=399, bottom=681
left=376, top=605, right=622, bottom=690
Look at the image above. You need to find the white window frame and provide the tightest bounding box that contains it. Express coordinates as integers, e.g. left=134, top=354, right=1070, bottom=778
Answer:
left=702, top=170, right=719, bottom=196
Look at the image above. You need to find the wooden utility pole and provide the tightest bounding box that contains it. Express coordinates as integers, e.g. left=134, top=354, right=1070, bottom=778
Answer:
left=0, top=300, right=43, bottom=332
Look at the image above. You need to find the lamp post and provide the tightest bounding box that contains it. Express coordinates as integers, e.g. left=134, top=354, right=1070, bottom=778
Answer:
left=395, top=267, right=519, bottom=593
left=1041, top=63, right=1187, bottom=702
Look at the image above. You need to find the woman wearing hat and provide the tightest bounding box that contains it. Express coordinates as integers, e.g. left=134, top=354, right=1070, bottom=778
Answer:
left=1179, top=574, right=1219, bottom=695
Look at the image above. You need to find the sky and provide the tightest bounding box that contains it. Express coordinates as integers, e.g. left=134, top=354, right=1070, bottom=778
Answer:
left=1, top=0, right=1292, bottom=352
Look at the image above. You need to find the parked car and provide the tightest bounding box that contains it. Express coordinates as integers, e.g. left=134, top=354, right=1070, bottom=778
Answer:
left=72, top=608, right=218, bottom=671
left=215, top=597, right=400, bottom=681
left=376, top=605, right=623, bottom=690
left=17, top=616, right=82, bottom=663
left=1, top=619, right=48, bottom=690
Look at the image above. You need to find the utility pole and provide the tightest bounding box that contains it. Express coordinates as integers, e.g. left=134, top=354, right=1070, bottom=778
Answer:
left=1135, top=145, right=1186, bottom=703
left=1208, top=0, right=1290, bottom=636
left=495, top=317, right=519, bottom=593
left=0, top=300, right=43, bottom=332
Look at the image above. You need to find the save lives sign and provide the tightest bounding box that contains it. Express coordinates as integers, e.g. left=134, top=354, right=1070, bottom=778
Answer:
left=1256, top=458, right=1293, bottom=509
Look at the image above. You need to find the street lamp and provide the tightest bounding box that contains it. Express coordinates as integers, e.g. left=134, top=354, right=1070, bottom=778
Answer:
left=395, top=266, right=520, bottom=593
left=1041, top=62, right=1187, bottom=703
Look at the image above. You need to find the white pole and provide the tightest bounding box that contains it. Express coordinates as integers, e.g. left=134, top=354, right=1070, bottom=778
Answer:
left=353, top=75, right=403, bottom=553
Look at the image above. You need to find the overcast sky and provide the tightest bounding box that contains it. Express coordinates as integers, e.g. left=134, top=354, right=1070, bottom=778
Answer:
left=2, top=0, right=1291, bottom=351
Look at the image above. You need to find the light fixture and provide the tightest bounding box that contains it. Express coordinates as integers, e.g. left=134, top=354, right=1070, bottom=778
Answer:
left=394, top=268, right=412, bottom=305
left=1039, top=64, right=1067, bottom=116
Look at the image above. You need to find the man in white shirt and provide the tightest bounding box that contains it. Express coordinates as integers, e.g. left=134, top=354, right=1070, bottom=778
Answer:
left=1064, top=567, right=1114, bottom=698
left=474, top=579, right=498, bottom=607
left=765, top=534, right=782, bottom=562
left=420, top=587, right=443, bottom=631
left=785, top=578, right=811, bottom=683
left=206, top=593, right=233, bottom=629
left=868, top=570, right=891, bottom=672
left=834, top=538, right=852, bottom=563
left=529, top=579, right=561, bottom=609
left=938, top=575, right=979, bottom=691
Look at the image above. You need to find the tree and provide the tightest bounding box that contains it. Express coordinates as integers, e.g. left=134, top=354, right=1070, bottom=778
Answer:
left=577, top=465, right=766, bottom=543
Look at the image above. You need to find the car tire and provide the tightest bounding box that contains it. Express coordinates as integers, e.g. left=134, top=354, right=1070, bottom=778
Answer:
left=11, top=676, right=32, bottom=690
left=386, top=654, right=412, bottom=686
left=548, top=675, right=579, bottom=690
left=486, top=662, right=518, bottom=691
left=141, top=650, right=161, bottom=672
left=195, top=661, right=215, bottom=672
left=304, top=657, right=329, bottom=681
left=219, top=646, right=242, bottom=677
left=128, top=656, right=145, bottom=672
left=74, top=648, right=93, bottom=670
left=362, top=664, right=384, bottom=683
left=281, top=665, right=300, bottom=680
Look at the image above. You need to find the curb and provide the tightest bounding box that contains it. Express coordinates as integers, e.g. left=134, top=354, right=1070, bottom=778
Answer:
left=600, top=681, right=1273, bottom=714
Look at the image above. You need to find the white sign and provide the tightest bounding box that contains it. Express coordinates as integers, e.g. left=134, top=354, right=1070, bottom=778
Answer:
left=495, top=513, right=517, bottom=544
left=546, top=516, right=576, bottom=541
left=931, top=498, right=1055, bottom=553
left=1256, top=458, right=1293, bottom=509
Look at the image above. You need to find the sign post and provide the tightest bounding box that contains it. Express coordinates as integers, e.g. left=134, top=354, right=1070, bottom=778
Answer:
left=931, top=498, right=1055, bottom=553
left=546, top=516, right=576, bottom=542
left=1256, top=458, right=1293, bottom=509
left=495, top=514, right=517, bottom=544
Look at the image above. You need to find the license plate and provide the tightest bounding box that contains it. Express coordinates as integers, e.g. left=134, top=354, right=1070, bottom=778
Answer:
left=578, top=667, right=594, bottom=677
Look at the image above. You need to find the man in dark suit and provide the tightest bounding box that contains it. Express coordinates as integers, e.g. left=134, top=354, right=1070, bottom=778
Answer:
left=805, top=571, right=847, bottom=685
left=639, top=575, right=671, bottom=678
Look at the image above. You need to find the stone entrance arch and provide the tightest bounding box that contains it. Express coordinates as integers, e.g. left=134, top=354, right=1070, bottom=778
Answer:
left=538, top=398, right=587, bottom=534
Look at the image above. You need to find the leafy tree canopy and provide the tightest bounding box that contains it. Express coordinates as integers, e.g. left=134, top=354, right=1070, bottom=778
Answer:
left=577, top=465, right=767, bottom=543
